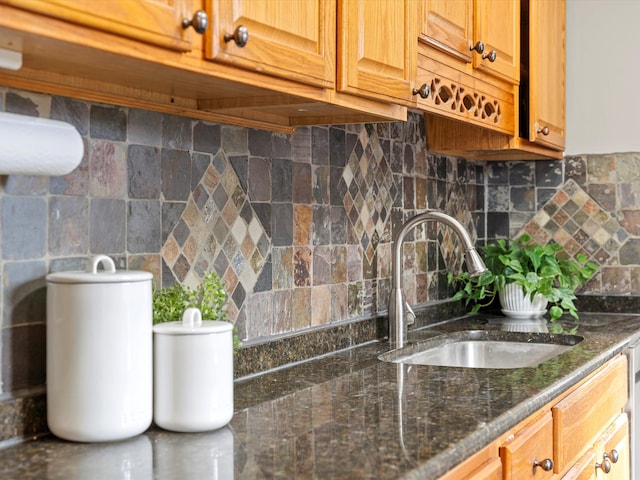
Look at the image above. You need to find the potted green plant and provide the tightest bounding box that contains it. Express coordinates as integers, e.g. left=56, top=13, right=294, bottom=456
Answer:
left=152, top=271, right=241, bottom=351
left=448, top=233, right=599, bottom=322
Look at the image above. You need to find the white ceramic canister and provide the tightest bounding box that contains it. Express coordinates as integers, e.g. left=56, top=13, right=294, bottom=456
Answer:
left=153, top=308, right=233, bottom=432
left=46, top=255, right=153, bottom=442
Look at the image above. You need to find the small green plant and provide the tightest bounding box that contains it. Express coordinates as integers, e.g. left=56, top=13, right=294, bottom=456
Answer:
left=153, top=271, right=241, bottom=350
left=448, top=233, right=599, bottom=322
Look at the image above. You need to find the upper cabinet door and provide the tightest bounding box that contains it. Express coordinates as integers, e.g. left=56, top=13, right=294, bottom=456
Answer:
left=338, top=0, right=417, bottom=106
left=474, top=0, right=519, bottom=84
left=2, top=0, right=193, bottom=51
left=419, top=0, right=473, bottom=64
left=529, top=0, right=565, bottom=150
left=206, top=0, right=336, bottom=89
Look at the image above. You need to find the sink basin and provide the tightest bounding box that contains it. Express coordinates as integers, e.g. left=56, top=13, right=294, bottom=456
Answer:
left=378, top=330, right=584, bottom=369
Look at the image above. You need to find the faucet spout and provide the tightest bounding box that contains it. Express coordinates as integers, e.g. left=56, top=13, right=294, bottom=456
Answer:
left=388, top=211, right=487, bottom=349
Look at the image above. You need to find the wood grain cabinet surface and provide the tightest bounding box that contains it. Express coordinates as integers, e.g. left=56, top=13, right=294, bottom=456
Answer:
left=420, top=0, right=566, bottom=161
left=0, top=0, right=193, bottom=51
left=337, top=0, right=417, bottom=106
left=439, top=355, right=630, bottom=480
left=205, top=0, right=336, bottom=89
left=0, top=0, right=411, bottom=132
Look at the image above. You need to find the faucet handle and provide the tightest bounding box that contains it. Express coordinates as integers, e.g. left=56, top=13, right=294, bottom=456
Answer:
left=404, top=302, right=416, bottom=325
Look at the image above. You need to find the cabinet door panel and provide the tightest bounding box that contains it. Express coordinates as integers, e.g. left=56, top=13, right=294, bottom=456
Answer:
left=552, top=355, right=627, bottom=473
left=599, top=414, right=630, bottom=480
left=529, top=0, right=565, bottom=150
left=562, top=447, right=598, bottom=480
left=207, top=0, right=336, bottom=88
left=500, top=412, right=554, bottom=480
left=2, top=0, right=192, bottom=51
left=474, top=0, right=519, bottom=84
left=419, top=0, right=472, bottom=63
left=338, top=0, right=416, bottom=106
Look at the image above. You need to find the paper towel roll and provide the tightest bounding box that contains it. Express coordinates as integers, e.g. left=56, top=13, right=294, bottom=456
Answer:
left=0, top=111, right=84, bottom=176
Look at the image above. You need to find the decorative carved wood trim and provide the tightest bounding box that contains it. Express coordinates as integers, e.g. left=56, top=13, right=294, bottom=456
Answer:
left=423, top=76, right=507, bottom=130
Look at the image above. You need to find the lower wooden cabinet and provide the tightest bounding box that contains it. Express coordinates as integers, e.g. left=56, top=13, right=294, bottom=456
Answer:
left=500, top=411, right=554, bottom=479
left=441, top=355, right=629, bottom=480
left=562, top=414, right=629, bottom=480
left=439, top=442, right=502, bottom=480
left=553, top=355, right=628, bottom=474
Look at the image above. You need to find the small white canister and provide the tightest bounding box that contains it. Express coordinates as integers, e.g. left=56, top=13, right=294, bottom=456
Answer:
left=46, top=255, right=153, bottom=442
left=153, top=308, right=233, bottom=432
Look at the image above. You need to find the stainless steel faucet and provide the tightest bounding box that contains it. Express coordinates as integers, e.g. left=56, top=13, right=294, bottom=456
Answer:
left=388, top=211, right=487, bottom=349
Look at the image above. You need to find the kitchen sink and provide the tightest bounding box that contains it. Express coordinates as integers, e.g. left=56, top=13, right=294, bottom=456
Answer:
left=378, top=330, right=584, bottom=369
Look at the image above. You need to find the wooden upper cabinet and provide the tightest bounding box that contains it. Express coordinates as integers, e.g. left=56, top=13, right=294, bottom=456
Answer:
left=206, top=0, right=336, bottom=89
left=474, top=0, right=519, bottom=84
left=419, top=0, right=518, bottom=85
left=337, top=0, right=417, bottom=106
left=1, top=0, right=193, bottom=51
left=527, top=0, right=565, bottom=151
left=419, top=0, right=473, bottom=64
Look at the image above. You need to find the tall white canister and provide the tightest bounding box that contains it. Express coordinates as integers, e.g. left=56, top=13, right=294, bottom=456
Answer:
left=153, top=308, right=233, bottom=432
left=46, top=255, right=153, bottom=442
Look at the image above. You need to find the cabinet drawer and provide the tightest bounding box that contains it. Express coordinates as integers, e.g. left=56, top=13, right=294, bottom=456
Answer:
left=500, top=411, right=554, bottom=479
left=599, top=413, right=630, bottom=480
left=552, top=355, right=628, bottom=473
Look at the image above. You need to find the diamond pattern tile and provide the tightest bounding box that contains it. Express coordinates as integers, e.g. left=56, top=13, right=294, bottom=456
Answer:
left=162, top=153, right=270, bottom=316
left=440, top=182, right=477, bottom=273
left=521, top=179, right=624, bottom=265
left=342, top=127, right=397, bottom=264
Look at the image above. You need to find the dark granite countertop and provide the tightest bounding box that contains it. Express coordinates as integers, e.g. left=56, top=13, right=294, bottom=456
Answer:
left=1, top=312, right=640, bottom=479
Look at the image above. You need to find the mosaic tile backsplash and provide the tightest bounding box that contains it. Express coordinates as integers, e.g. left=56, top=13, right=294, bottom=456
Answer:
left=1, top=86, right=640, bottom=399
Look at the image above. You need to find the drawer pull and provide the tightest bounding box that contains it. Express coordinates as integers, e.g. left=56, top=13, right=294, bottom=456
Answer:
left=595, top=456, right=612, bottom=474
left=470, top=41, right=485, bottom=54
left=537, top=126, right=550, bottom=135
left=606, top=449, right=619, bottom=464
left=224, top=25, right=249, bottom=47
left=412, top=84, right=430, bottom=99
left=482, top=50, right=497, bottom=62
left=533, top=458, right=553, bottom=471
left=182, top=10, right=208, bottom=34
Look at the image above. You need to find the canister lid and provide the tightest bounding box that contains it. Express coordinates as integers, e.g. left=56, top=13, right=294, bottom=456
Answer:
left=153, top=308, right=233, bottom=336
left=46, top=255, right=152, bottom=284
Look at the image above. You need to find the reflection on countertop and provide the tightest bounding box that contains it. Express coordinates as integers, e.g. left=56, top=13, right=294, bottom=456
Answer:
left=1, top=312, right=640, bottom=479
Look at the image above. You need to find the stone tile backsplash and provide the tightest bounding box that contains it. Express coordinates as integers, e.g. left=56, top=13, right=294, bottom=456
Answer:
left=1, top=86, right=640, bottom=398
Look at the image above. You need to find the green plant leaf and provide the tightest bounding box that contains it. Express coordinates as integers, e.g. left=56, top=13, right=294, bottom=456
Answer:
left=448, top=234, right=600, bottom=323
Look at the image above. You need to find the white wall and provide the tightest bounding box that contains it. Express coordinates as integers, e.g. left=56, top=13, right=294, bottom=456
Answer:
left=566, top=0, right=640, bottom=155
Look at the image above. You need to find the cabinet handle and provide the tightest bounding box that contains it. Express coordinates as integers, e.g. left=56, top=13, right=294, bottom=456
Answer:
left=224, top=25, right=249, bottom=47
left=182, top=10, right=208, bottom=34
left=482, top=50, right=497, bottom=62
left=595, top=456, right=612, bottom=474
left=533, top=458, right=554, bottom=472
left=470, top=41, right=485, bottom=54
left=605, top=450, right=619, bottom=464
left=412, top=84, right=430, bottom=99
left=537, top=126, right=550, bottom=136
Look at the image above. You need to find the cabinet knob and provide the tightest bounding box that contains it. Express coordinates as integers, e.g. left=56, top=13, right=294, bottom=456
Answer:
left=412, top=84, right=430, bottom=99
left=224, top=25, right=249, bottom=47
left=595, top=456, right=612, bottom=474
left=482, top=50, right=497, bottom=62
left=470, top=41, right=485, bottom=54
left=537, top=126, right=550, bottom=136
left=182, top=10, right=208, bottom=34
left=605, top=450, right=619, bottom=464
left=533, top=458, right=554, bottom=472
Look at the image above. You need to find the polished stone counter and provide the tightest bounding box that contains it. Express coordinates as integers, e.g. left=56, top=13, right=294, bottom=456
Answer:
left=1, top=312, right=640, bottom=479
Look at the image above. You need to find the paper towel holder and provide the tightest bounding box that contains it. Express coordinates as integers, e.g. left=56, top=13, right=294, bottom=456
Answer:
left=0, top=111, right=84, bottom=176
left=0, top=47, right=22, bottom=70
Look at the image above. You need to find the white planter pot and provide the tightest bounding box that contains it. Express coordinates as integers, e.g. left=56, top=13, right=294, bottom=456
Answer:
left=499, top=283, right=548, bottom=320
